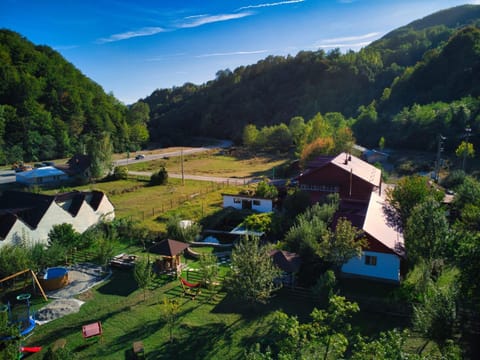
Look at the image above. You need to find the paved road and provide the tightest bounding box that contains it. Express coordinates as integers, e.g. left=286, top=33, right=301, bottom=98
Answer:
left=0, top=140, right=234, bottom=186
left=114, top=140, right=232, bottom=166
left=0, top=170, right=15, bottom=185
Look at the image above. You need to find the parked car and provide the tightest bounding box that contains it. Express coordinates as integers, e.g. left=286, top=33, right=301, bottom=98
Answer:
left=135, top=154, right=145, bottom=160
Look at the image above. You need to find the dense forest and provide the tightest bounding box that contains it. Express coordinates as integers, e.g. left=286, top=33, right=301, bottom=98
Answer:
left=142, top=4, right=480, bottom=151
left=0, top=29, right=150, bottom=165
left=1, top=5, right=480, bottom=164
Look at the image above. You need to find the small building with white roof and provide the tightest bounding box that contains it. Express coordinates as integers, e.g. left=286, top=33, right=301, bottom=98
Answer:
left=16, top=166, right=68, bottom=186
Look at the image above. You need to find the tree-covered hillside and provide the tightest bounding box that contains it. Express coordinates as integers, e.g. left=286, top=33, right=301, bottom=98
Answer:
left=142, top=4, right=480, bottom=150
left=0, top=30, right=149, bottom=165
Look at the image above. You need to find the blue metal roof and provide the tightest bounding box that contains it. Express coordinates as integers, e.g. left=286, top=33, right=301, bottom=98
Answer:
left=16, top=166, right=67, bottom=179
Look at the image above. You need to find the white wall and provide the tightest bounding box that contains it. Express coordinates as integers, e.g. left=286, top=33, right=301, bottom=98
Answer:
left=1, top=194, right=115, bottom=248
left=222, top=195, right=272, bottom=213
left=341, top=250, right=401, bottom=283
left=2, top=220, right=33, bottom=246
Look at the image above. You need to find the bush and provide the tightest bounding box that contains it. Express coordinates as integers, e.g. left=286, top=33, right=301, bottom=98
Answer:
left=150, top=166, right=168, bottom=185
left=166, top=216, right=202, bottom=243
left=441, top=170, right=466, bottom=190
left=113, top=165, right=128, bottom=180
left=255, top=180, right=278, bottom=199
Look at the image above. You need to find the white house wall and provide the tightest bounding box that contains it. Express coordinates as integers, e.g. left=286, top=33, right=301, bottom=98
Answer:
left=341, top=250, right=401, bottom=282
left=1, top=194, right=115, bottom=248
left=2, top=220, right=32, bottom=247
left=97, top=196, right=115, bottom=221
left=31, top=202, right=73, bottom=245
left=71, top=201, right=99, bottom=233
left=222, top=195, right=272, bottom=213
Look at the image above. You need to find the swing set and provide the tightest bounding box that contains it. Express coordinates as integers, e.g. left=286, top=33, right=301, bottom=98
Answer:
left=0, top=269, right=48, bottom=302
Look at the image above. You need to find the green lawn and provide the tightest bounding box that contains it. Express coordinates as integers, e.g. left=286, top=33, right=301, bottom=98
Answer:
left=22, top=269, right=305, bottom=359
left=44, top=178, right=243, bottom=232
left=21, top=266, right=430, bottom=360
left=127, top=151, right=289, bottom=179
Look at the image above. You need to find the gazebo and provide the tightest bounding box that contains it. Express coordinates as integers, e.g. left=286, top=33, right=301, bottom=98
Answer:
left=149, top=239, right=190, bottom=274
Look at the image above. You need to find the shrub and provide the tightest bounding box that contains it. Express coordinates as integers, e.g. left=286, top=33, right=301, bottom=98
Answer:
left=150, top=166, right=168, bottom=185
left=113, top=165, right=128, bottom=180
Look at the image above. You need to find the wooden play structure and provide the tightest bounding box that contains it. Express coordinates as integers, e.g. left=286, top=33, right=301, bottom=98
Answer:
left=82, top=321, right=103, bottom=341
left=0, top=269, right=48, bottom=302
left=180, top=277, right=201, bottom=299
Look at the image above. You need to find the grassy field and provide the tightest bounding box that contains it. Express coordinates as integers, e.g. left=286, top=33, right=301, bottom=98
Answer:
left=126, top=150, right=289, bottom=179
left=21, top=264, right=426, bottom=360
left=44, top=177, right=244, bottom=233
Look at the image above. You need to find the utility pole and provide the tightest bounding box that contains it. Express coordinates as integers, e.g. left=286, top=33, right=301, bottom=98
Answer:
left=181, top=148, right=184, bottom=186
left=463, top=127, right=472, bottom=171
left=434, top=134, right=445, bottom=182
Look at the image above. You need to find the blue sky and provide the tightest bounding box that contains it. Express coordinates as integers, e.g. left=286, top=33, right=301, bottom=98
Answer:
left=1, top=0, right=478, bottom=104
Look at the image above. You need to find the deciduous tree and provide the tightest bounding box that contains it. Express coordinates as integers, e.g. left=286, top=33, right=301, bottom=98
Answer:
left=160, top=297, right=180, bottom=343
left=48, top=223, right=81, bottom=251
left=404, top=197, right=449, bottom=265
left=134, top=257, right=154, bottom=301
left=86, top=132, right=113, bottom=179
left=386, top=175, right=444, bottom=230
left=226, top=236, right=280, bottom=304
left=319, top=217, right=367, bottom=272
left=198, top=253, right=219, bottom=290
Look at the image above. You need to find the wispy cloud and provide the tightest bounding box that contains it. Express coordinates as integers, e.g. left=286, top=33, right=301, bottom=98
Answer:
left=237, top=0, right=304, bottom=11
left=180, top=12, right=252, bottom=28
left=184, top=14, right=209, bottom=20
left=196, top=49, right=269, bottom=58
left=97, top=26, right=165, bottom=43
left=313, top=32, right=381, bottom=49
left=97, top=11, right=252, bottom=44
left=320, top=32, right=381, bottom=44
left=316, top=41, right=372, bottom=49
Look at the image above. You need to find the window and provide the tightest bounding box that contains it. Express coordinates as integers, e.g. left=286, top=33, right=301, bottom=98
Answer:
left=365, top=255, right=377, bottom=266
left=233, top=198, right=241, bottom=204
left=253, top=200, right=261, bottom=206
left=300, top=184, right=339, bottom=193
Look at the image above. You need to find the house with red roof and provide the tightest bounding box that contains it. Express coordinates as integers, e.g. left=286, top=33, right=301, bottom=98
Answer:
left=297, top=152, right=382, bottom=203
left=297, top=152, right=404, bottom=283
left=0, top=190, right=114, bottom=247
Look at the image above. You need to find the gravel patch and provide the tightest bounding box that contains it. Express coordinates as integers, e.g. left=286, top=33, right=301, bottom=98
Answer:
left=35, top=263, right=110, bottom=325
left=47, top=263, right=110, bottom=299
left=36, top=299, right=84, bottom=325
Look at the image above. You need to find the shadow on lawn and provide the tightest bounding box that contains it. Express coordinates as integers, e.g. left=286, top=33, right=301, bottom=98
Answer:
left=97, top=269, right=137, bottom=296
left=146, top=321, right=234, bottom=360
left=211, top=291, right=318, bottom=321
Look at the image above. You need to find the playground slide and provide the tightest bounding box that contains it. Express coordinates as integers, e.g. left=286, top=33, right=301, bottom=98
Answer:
left=21, top=346, right=42, bottom=353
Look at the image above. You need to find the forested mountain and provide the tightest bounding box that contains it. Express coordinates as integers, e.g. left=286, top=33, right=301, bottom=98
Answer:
left=0, top=30, right=149, bottom=165
left=143, top=4, right=480, bottom=150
